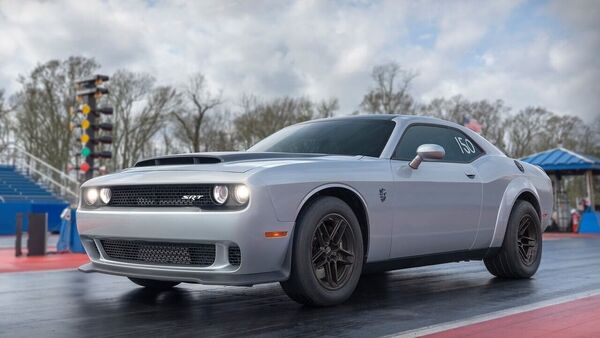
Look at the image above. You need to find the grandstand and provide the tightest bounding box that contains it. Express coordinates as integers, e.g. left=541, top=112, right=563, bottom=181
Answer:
left=0, top=146, right=77, bottom=235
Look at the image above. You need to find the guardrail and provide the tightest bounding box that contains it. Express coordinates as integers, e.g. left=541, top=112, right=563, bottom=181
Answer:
left=0, top=144, right=79, bottom=204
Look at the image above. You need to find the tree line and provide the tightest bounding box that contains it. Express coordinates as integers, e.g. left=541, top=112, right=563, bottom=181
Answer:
left=0, top=56, right=598, bottom=174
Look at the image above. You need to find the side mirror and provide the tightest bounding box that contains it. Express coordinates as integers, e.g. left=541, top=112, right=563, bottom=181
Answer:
left=409, top=144, right=445, bottom=169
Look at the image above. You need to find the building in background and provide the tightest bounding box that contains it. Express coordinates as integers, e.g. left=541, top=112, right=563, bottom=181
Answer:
left=521, top=147, right=600, bottom=233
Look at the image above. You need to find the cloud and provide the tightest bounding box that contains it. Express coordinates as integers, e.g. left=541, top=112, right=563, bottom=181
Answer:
left=0, top=0, right=597, bottom=121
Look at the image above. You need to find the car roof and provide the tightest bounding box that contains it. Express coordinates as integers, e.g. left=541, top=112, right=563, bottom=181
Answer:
left=305, top=114, right=506, bottom=157
left=307, top=114, right=448, bottom=124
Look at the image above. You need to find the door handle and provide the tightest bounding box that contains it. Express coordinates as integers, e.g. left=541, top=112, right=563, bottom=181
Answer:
left=465, top=172, right=476, bottom=179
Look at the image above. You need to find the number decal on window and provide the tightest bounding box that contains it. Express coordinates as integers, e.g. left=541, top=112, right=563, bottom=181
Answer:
left=455, top=136, right=465, bottom=154
left=454, top=136, right=476, bottom=154
left=465, top=139, right=476, bottom=153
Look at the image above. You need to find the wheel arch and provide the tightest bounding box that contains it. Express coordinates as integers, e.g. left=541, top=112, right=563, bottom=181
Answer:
left=490, top=177, right=542, bottom=248
left=515, top=191, right=541, bottom=219
left=295, top=184, right=370, bottom=260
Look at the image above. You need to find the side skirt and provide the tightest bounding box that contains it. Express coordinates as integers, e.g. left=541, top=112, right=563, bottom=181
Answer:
left=363, top=248, right=500, bottom=273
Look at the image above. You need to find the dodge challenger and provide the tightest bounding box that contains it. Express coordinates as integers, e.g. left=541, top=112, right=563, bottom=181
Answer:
left=77, top=115, right=553, bottom=306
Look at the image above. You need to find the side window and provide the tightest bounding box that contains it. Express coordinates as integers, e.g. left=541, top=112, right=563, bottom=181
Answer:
left=393, top=124, right=483, bottom=163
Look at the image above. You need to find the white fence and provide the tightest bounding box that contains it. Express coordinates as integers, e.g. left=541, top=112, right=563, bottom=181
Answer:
left=0, top=144, right=79, bottom=204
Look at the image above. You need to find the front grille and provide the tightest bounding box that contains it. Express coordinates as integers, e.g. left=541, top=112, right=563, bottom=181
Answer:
left=228, top=245, right=241, bottom=266
left=100, top=239, right=216, bottom=267
left=107, top=184, right=215, bottom=208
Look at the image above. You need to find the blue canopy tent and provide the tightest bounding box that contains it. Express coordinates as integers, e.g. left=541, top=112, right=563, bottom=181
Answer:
left=521, top=147, right=600, bottom=233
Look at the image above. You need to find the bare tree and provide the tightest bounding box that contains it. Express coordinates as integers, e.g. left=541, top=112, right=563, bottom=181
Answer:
left=467, top=99, right=509, bottom=152
left=506, top=107, right=551, bottom=158
left=499, top=108, right=600, bottom=158
left=0, top=90, right=13, bottom=153
left=419, top=96, right=509, bottom=152
left=160, top=129, right=178, bottom=155
left=418, top=95, right=468, bottom=122
left=234, top=95, right=326, bottom=149
left=198, top=110, right=237, bottom=151
left=171, top=73, right=223, bottom=152
left=360, top=62, right=417, bottom=114
left=540, top=114, right=584, bottom=152
left=12, top=57, right=99, bottom=171
left=582, top=116, right=600, bottom=158
left=130, top=86, right=179, bottom=161
left=107, top=70, right=179, bottom=169
left=316, top=97, right=339, bottom=118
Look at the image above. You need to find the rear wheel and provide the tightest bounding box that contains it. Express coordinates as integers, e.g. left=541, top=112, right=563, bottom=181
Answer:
left=281, top=196, right=364, bottom=306
left=128, top=277, right=180, bottom=290
left=484, top=200, right=542, bottom=278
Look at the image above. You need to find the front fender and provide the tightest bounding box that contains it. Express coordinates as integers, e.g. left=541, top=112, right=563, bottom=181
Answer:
left=252, top=159, right=393, bottom=263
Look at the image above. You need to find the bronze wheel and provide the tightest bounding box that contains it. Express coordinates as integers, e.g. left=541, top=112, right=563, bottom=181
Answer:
left=280, top=196, right=364, bottom=306
left=484, top=200, right=542, bottom=279
left=517, top=215, right=540, bottom=266
left=311, top=213, right=356, bottom=290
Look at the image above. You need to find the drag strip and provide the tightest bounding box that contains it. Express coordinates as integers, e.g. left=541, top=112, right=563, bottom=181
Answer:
left=395, top=288, right=600, bottom=337
left=1, top=237, right=599, bottom=337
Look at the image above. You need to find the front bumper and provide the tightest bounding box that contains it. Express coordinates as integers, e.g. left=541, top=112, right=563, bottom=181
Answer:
left=77, top=261, right=288, bottom=286
left=77, top=187, right=295, bottom=286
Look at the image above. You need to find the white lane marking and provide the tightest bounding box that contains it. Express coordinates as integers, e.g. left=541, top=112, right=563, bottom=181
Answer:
left=389, top=288, right=600, bottom=338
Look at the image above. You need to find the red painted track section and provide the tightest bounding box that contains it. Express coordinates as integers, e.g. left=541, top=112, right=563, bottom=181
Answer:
left=0, top=248, right=88, bottom=273
left=543, top=233, right=600, bottom=240
left=426, top=295, right=600, bottom=338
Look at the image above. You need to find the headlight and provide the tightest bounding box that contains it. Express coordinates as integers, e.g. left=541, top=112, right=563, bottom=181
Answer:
left=233, top=185, right=250, bottom=204
left=99, top=188, right=111, bottom=204
left=84, top=188, right=98, bottom=206
left=213, top=185, right=229, bottom=205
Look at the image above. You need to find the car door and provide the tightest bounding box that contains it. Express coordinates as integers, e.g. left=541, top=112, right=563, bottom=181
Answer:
left=390, top=123, right=484, bottom=258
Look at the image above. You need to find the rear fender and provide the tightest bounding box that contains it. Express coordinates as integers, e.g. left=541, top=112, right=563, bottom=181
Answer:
left=489, top=177, right=540, bottom=248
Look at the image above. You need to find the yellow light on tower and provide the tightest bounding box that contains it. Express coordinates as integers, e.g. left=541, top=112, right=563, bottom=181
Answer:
left=81, top=119, right=90, bottom=130
left=80, top=133, right=90, bottom=144
left=81, top=104, right=91, bottom=115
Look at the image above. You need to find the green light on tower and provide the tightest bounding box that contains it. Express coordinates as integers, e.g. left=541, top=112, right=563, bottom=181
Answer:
left=81, top=146, right=91, bottom=157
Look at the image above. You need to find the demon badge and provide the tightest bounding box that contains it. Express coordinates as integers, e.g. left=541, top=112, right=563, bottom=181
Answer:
left=379, top=188, right=387, bottom=202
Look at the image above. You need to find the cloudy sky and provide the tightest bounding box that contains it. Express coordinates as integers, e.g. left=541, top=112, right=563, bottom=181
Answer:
left=0, top=0, right=598, bottom=120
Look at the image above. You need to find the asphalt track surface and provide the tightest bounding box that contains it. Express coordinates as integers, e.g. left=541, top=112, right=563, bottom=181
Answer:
left=1, top=237, right=599, bottom=337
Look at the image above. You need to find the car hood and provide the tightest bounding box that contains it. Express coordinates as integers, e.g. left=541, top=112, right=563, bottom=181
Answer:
left=130, top=152, right=364, bottom=174
left=82, top=152, right=363, bottom=187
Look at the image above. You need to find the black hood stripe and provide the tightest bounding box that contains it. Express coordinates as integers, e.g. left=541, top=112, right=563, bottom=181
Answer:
left=134, top=152, right=327, bottom=167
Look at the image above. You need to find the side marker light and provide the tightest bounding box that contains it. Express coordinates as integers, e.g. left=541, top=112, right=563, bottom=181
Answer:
left=265, top=231, right=288, bottom=238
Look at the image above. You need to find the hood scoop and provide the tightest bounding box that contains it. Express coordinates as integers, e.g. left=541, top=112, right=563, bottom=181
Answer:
left=135, top=156, right=222, bottom=167
left=134, top=152, right=325, bottom=167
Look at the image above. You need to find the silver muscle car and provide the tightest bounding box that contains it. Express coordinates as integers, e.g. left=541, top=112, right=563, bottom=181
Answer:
left=77, top=115, right=553, bottom=306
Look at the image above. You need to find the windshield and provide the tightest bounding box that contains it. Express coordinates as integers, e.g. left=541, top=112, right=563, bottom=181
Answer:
left=248, top=119, right=396, bottom=157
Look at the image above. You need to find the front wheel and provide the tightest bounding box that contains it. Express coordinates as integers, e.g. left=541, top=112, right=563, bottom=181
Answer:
left=128, top=277, right=180, bottom=290
left=281, top=196, right=364, bottom=306
left=484, top=200, right=542, bottom=278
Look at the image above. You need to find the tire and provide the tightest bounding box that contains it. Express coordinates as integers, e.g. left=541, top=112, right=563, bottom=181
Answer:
left=484, top=200, right=542, bottom=278
left=280, top=196, right=364, bottom=306
left=128, top=277, right=180, bottom=290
